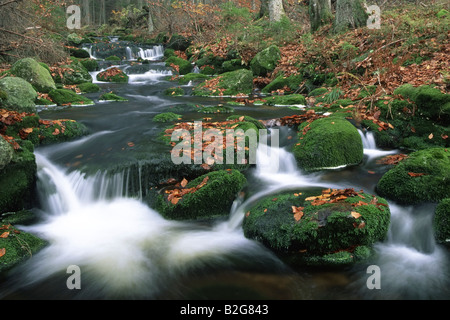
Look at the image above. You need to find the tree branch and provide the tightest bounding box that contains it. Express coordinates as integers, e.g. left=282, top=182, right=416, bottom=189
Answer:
left=0, top=0, right=21, bottom=8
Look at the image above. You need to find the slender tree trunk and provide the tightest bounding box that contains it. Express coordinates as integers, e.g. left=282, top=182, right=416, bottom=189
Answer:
left=148, top=5, right=154, bottom=33
left=334, top=0, right=368, bottom=33
left=309, top=0, right=332, bottom=32
left=83, top=0, right=90, bottom=26
left=259, top=0, right=269, bottom=18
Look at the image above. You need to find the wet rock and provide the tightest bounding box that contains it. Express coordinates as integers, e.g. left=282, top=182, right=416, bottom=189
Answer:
left=377, top=147, right=450, bottom=204
left=250, top=45, right=281, bottom=77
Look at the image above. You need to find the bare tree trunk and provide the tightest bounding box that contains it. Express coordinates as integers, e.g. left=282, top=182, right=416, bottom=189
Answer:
left=268, top=0, right=285, bottom=22
left=83, top=0, right=90, bottom=26
left=334, top=0, right=368, bottom=33
left=259, top=0, right=269, bottom=18
left=309, top=0, right=332, bottom=32
left=148, top=5, right=154, bottom=33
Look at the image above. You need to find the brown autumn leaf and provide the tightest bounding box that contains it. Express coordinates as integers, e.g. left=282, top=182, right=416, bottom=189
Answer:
left=0, top=232, right=9, bottom=238
left=180, top=178, right=188, bottom=188
left=351, top=211, right=361, bottom=219
left=171, top=197, right=180, bottom=205
left=408, top=172, right=426, bottom=177
left=0, top=248, right=5, bottom=258
left=428, top=133, right=434, bottom=139
left=292, top=206, right=304, bottom=221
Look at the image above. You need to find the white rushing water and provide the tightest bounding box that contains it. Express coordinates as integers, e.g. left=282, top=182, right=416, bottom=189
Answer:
left=358, top=129, right=397, bottom=159
left=6, top=148, right=298, bottom=298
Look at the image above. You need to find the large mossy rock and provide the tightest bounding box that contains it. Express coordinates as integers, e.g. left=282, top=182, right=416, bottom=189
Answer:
left=394, top=84, right=450, bottom=123
left=192, top=69, right=253, bottom=96
left=242, top=188, right=390, bottom=266
left=155, top=169, right=247, bottom=220
left=0, top=77, right=37, bottom=113
left=9, top=58, right=56, bottom=93
left=0, top=136, right=14, bottom=170
left=0, top=140, right=37, bottom=214
left=293, top=116, right=363, bottom=171
left=53, top=58, right=92, bottom=85
left=250, top=45, right=281, bottom=77
left=165, top=56, right=192, bottom=75
left=377, top=148, right=450, bottom=205
left=434, top=198, right=450, bottom=244
left=48, top=88, right=94, bottom=106
left=263, top=94, right=307, bottom=106
left=262, top=73, right=303, bottom=94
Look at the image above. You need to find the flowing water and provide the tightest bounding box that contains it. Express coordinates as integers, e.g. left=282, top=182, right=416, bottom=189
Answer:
left=1, top=43, right=449, bottom=300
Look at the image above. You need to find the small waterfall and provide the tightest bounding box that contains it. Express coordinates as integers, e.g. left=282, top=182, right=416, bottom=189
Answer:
left=192, top=65, right=200, bottom=73
left=365, top=203, right=450, bottom=299
left=3, top=152, right=280, bottom=299
left=358, top=129, right=396, bottom=159
left=82, top=46, right=97, bottom=60
left=125, top=47, right=133, bottom=61
left=137, top=45, right=164, bottom=60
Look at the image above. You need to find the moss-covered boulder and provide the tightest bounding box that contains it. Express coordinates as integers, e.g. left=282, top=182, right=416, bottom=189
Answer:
left=155, top=169, right=247, bottom=220
left=99, top=92, right=128, bottom=101
left=77, top=82, right=100, bottom=93
left=69, top=48, right=91, bottom=59
left=163, top=87, right=184, bottom=96
left=79, top=58, right=99, bottom=72
left=377, top=148, right=450, bottom=204
left=192, top=69, right=253, bottom=97
left=250, top=45, right=281, bottom=77
left=243, top=188, right=390, bottom=266
left=263, top=94, right=307, bottom=106
left=0, top=222, right=46, bottom=273
left=9, top=58, right=56, bottom=93
left=293, top=116, right=363, bottom=171
left=96, top=67, right=128, bottom=83
left=48, top=88, right=94, bottom=106
left=393, top=84, right=450, bottom=123
left=176, top=72, right=209, bottom=85
left=0, top=140, right=37, bottom=214
left=0, top=136, right=14, bottom=170
left=165, top=56, right=192, bottom=75
left=153, top=112, right=182, bottom=123
left=52, top=58, right=93, bottom=85
left=0, top=77, right=37, bottom=113
left=199, top=105, right=235, bottom=114
left=262, top=74, right=303, bottom=94
left=434, top=198, right=450, bottom=244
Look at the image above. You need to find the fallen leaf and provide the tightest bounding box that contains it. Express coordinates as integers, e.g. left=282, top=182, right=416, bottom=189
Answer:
left=292, top=206, right=304, bottom=221
left=0, top=248, right=5, bottom=258
left=351, top=211, right=361, bottom=219
left=180, top=178, right=188, bottom=188
left=408, top=172, right=426, bottom=177
left=428, top=133, right=434, bottom=139
left=0, top=232, right=9, bottom=238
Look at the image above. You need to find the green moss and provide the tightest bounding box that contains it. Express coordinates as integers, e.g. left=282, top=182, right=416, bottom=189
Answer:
left=293, top=116, right=363, bottom=171
left=69, top=48, right=91, bottom=59
left=9, top=58, right=56, bottom=93
left=377, top=148, right=450, bottom=205
left=165, top=56, right=192, bottom=75
left=437, top=9, right=449, bottom=19
left=48, top=89, right=94, bottom=106
left=250, top=45, right=281, bottom=76
left=192, top=69, right=254, bottom=97
left=153, top=112, right=182, bottom=123
left=164, top=48, right=176, bottom=59
left=79, top=58, right=99, bottom=72
left=155, top=169, right=247, bottom=220
left=243, top=189, right=390, bottom=266
left=0, top=77, right=37, bottom=113
left=434, top=198, right=450, bottom=244
left=262, top=74, right=304, bottom=94
left=308, top=87, right=328, bottom=97
left=222, top=59, right=244, bottom=72
left=78, top=82, right=100, bottom=93
left=0, top=224, right=46, bottom=273
left=0, top=141, right=36, bottom=214
left=227, top=115, right=266, bottom=130
left=163, top=87, right=184, bottom=96
left=53, top=59, right=93, bottom=85
left=38, top=120, right=89, bottom=145
left=99, top=92, right=127, bottom=101
left=177, top=73, right=209, bottom=85
left=35, top=98, right=55, bottom=105
left=105, top=55, right=121, bottom=61
left=263, top=94, right=307, bottom=106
